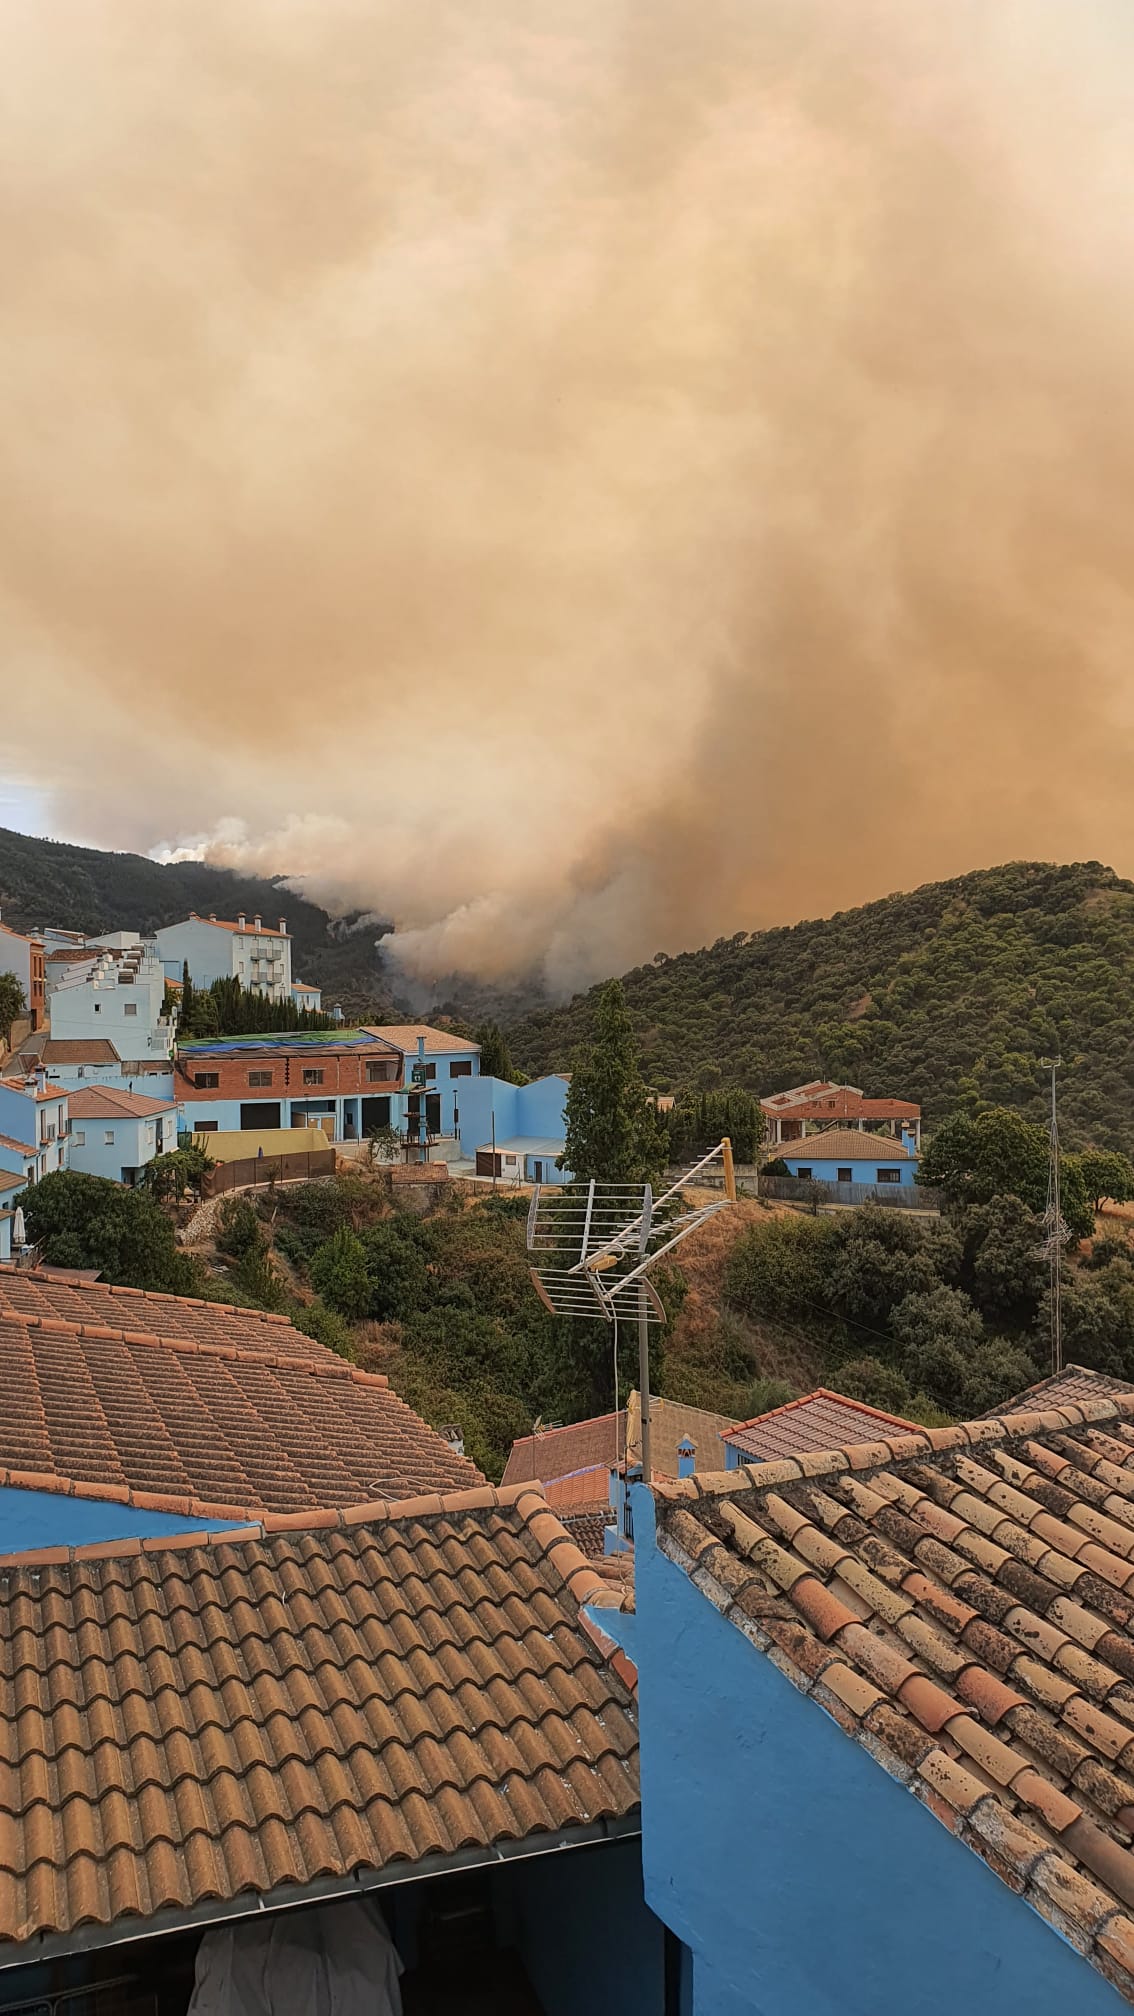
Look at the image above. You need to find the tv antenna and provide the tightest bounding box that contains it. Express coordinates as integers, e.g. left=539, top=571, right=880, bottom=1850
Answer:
left=527, top=1141, right=737, bottom=1482
left=1040, top=1056, right=1069, bottom=1375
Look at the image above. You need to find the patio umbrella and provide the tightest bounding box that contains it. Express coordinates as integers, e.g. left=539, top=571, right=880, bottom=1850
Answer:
left=12, top=1207, right=26, bottom=1247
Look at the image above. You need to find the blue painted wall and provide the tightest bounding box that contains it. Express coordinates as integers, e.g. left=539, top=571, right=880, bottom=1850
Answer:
left=0, top=1212, right=10, bottom=1263
left=456, top=1074, right=570, bottom=1171
left=780, top=1151, right=917, bottom=1187
left=0, top=1486, right=245, bottom=1556
left=69, top=1107, right=177, bottom=1182
left=632, top=1486, right=1126, bottom=2016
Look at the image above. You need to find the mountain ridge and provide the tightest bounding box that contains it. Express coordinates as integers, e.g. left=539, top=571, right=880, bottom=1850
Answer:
left=506, top=859, right=1134, bottom=1152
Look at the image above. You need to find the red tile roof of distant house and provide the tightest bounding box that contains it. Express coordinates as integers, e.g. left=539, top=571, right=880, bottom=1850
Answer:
left=722, top=1388, right=918, bottom=1464
left=0, top=1483, right=639, bottom=1953
left=67, top=1085, right=177, bottom=1120
left=772, top=1090, right=921, bottom=1124
left=503, top=1411, right=626, bottom=1491
left=0, top=1077, right=68, bottom=1104
left=0, top=1136, right=34, bottom=1158
left=988, top=1364, right=1134, bottom=1415
left=0, top=1273, right=484, bottom=1514
left=15, top=1037, right=123, bottom=1066
left=364, top=1024, right=480, bottom=1053
left=0, top=920, right=43, bottom=947
left=762, top=1081, right=845, bottom=1110
left=624, top=1392, right=738, bottom=1476
left=187, top=912, right=289, bottom=936
left=778, top=1127, right=911, bottom=1163
left=293, top=981, right=320, bottom=992
left=656, top=1393, right=1134, bottom=2004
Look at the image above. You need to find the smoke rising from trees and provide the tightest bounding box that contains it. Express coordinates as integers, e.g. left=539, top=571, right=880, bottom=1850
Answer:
left=4, top=0, right=1134, bottom=989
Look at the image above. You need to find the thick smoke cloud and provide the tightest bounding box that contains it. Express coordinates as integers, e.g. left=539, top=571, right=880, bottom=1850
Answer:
left=3, top=0, right=1134, bottom=990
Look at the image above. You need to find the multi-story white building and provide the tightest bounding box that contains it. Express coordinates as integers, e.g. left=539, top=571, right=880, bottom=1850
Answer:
left=16, top=944, right=177, bottom=1099
left=153, top=912, right=293, bottom=1000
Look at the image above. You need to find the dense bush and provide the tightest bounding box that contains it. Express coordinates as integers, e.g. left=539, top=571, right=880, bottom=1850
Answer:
left=18, top=1170, right=204, bottom=1294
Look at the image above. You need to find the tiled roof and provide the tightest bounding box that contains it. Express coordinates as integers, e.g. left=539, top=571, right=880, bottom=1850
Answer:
left=186, top=913, right=289, bottom=937
left=0, top=1271, right=336, bottom=1357
left=723, top=1389, right=917, bottom=1463
left=68, top=1086, right=176, bottom=1120
left=16, top=1038, right=122, bottom=1065
left=656, top=1396, right=1134, bottom=2000
left=544, top=1469, right=612, bottom=1511
left=0, top=1077, right=67, bottom=1104
left=991, top=1366, right=1134, bottom=1415
left=0, top=1137, right=33, bottom=1160
left=625, top=1391, right=738, bottom=1477
left=778, top=1128, right=910, bottom=1163
left=773, top=1091, right=920, bottom=1124
left=561, top=1506, right=615, bottom=1558
left=503, top=1411, right=626, bottom=1490
left=0, top=1485, right=639, bottom=1952
left=0, top=1277, right=482, bottom=1514
left=762, top=1081, right=847, bottom=1111
left=364, top=1024, right=480, bottom=1053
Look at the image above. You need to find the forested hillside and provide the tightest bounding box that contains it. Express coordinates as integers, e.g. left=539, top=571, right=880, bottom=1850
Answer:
left=509, top=861, right=1134, bottom=1152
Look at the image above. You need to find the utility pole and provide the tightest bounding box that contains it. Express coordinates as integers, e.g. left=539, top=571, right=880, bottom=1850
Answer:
left=637, top=1183, right=653, bottom=1484
left=1041, top=1056, right=1069, bottom=1376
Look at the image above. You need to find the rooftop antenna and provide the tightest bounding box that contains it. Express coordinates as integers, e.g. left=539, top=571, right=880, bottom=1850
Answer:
left=1040, top=1056, right=1069, bottom=1376
left=527, top=1141, right=737, bottom=1482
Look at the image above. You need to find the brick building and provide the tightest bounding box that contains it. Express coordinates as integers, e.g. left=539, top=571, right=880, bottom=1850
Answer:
left=174, top=1029, right=404, bottom=1141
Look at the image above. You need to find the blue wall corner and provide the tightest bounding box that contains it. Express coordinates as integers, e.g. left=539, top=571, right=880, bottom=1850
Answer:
left=631, top=1489, right=1127, bottom=2016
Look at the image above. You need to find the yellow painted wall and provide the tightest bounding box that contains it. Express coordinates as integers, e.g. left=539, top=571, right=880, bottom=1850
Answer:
left=192, top=1123, right=334, bottom=1162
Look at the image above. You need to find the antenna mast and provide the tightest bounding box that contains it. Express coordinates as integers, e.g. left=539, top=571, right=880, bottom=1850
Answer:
left=1041, top=1056, right=1069, bottom=1376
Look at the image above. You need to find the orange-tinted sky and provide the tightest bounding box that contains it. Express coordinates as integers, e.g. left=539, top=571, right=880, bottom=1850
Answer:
left=3, top=0, right=1134, bottom=989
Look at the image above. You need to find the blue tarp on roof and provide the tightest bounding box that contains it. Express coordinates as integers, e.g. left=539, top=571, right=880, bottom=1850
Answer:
left=177, top=1030, right=398, bottom=1056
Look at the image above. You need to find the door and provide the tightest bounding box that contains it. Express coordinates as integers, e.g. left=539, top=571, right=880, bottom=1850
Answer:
left=532, top=1161, right=543, bottom=1183
left=240, top=1102, right=282, bottom=1130
left=362, top=1096, right=391, bottom=1133
left=426, top=1093, right=441, bottom=1134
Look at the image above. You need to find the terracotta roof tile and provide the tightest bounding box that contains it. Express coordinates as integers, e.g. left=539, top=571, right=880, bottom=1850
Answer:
left=502, top=1412, right=626, bottom=1490
left=0, top=1489, right=638, bottom=1951
left=0, top=1279, right=482, bottom=1514
left=67, top=1087, right=176, bottom=1120
left=724, top=1389, right=917, bottom=1463
left=654, top=1393, right=1134, bottom=2003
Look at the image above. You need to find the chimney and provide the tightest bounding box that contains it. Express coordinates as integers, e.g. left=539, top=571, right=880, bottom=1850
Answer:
left=440, top=1424, right=465, bottom=1460
left=208, top=912, right=216, bottom=923
left=237, top=913, right=246, bottom=930
left=901, top=1124, right=916, bottom=1154
left=677, top=1435, right=697, bottom=1480
left=253, top=914, right=261, bottom=930
left=278, top=917, right=287, bottom=934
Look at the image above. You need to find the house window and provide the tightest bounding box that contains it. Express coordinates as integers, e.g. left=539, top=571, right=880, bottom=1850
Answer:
left=449, top=1061, right=473, bottom=1079
left=104, top=1130, right=115, bottom=1145
left=248, top=1070, right=273, bottom=1087
left=77, top=1067, right=85, bottom=1079
left=366, top=1061, right=393, bottom=1083
left=796, top=1166, right=813, bottom=1180
left=877, top=1167, right=902, bottom=1184
left=124, top=1003, right=137, bottom=1017
left=73, top=1130, right=86, bottom=1146
left=303, top=1068, right=324, bottom=1085
left=425, top=1062, right=436, bottom=1081
left=94, top=1003, right=101, bottom=1013
left=195, top=1120, right=219, bottom=1133
left=194, top=1072, right=219, bottom=1089
left=837, top=1167, right=853, bottom=1184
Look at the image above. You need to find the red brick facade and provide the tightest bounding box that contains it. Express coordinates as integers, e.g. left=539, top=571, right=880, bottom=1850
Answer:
left=175, top=1041, right=404, bottom=1103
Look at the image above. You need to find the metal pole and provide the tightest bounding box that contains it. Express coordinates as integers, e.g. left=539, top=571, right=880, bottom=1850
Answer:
left=637, top=1183, right=653, bottom=1483
left=491, top=1112, right=497, bottom=1192
left=1050, top=1058, right=1062, bottom=1376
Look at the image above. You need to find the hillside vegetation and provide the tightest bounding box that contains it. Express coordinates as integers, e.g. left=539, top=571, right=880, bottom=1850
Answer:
left=510, top=861, right=1134, bottom=1153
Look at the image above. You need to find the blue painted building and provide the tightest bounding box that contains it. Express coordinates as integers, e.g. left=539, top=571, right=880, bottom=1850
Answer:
left=612, top=1406, right=1134, bottom=2016
left=0, top=1485, right=244, bottom=1557
left=456, top=1071, right=573, bottom=1181
left=0, top=1072, right=69, bottom=1186
left=363, top=1024, right=482, bottom=1139
left=67, top=1086, right=178, bottom=1183
left=778, top=1125, right=919, bottom=1187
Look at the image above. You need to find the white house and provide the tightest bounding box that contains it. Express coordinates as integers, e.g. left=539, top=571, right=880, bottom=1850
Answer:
left=49, top=946, right=175, bottom=1062
left=68, top=1086, right=179, bottom=1185
left=153, top=913, right=294, bottom=1000
left=291, top=980, right=323, bottom=1012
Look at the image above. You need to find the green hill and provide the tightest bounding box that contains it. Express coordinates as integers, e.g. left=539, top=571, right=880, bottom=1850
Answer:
left=508, top=861, right=1134, bottom=1152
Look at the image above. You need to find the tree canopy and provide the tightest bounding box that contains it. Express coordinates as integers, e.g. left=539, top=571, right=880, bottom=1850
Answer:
left=0, top=971, right=26, bottom=1041
left=561, top=979, right=668, bottom=1184
left=918, top=1107, right=1093, bottom=1238
left=18, top=1170, right=202, bottom=1293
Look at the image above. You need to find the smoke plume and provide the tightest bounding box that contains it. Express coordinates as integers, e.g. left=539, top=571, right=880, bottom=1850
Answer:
left=3, top=0, right=1134, bottom=990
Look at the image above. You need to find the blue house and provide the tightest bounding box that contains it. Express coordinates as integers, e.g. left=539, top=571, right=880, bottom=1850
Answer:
left=363, top=1022, right=482, bottom=1139
left=610, top=1397, right=1134, bottom=2015
left=777, top=1124, right=919, bottom=1188
left=457, top=1070, right=573, bottom=1182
